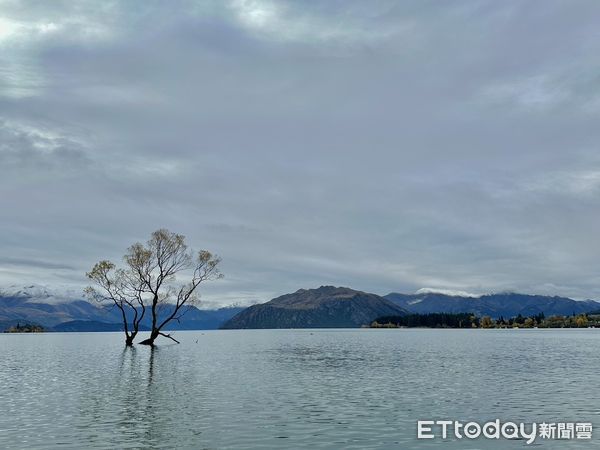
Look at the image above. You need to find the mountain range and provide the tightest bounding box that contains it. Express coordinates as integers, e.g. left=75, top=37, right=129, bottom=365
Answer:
left=384, top=292, right=600, bottom=318
left=222, top=288, right=600, bottom=329
left=3, top=284, right=600, bottom=331
left=0, top=286, right=244, bottom=332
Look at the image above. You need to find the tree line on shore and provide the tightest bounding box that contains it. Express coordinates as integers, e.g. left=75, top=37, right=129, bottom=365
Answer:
left=371, top=312, right=599, bottom=328
left=3, top=323, right=45, bottom=333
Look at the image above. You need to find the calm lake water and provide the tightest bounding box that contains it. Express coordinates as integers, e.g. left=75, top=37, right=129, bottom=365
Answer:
left=1, top=329, right=599, bottom=449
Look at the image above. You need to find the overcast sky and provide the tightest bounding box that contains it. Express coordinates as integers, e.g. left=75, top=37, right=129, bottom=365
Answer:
left=2, top=0, right=600, bottom=304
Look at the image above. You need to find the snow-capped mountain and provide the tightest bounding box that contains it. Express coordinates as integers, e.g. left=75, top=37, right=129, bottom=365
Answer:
left=0, top=283, right=245, bottom=330
left=0, top=284, right=86, bottom=304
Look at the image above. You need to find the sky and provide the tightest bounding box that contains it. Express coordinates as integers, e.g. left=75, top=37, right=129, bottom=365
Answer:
left=2, top=0, right=600, bottom=305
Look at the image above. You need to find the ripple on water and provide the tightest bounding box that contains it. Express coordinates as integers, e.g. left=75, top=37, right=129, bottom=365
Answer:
left=0, top=329, right=599, bottom=449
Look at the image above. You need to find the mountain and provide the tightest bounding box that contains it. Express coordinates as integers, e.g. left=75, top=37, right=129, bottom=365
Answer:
left=221, top=286, right=408, bottom=329
left=148, top=305, right=246, bottom=330
left=385, top=292, right=600, bottom=318
left=0, top=295, right=121, bottom=327
left=52, top=320, right=152, bottom=332
left=0, top=284, right=87, bottom=304
left=0, top=288, right=245, bottom=331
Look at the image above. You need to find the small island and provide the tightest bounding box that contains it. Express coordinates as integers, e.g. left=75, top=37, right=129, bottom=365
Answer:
left=4, top=323, right=45, bottom=333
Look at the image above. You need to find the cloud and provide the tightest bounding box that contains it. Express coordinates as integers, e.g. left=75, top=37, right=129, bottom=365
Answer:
left=479, top=70, right=600, bottom=115
left=0, top=257, right=75, bottom=271
left=0, top=120, right=90, bottom=170
left=228, top=0, right=406, bottom=44
left=524, top=169, right=600, bottom=197
left=2, top=0, right=600, bottom=303
left=415, top=288, right=481, bottom=298
left=480, top=75, right=569, bottom=111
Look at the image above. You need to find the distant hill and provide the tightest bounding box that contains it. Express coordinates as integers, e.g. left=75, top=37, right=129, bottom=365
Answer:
left=221, top=286, right=408, bottom=329
left=385, top=292, right=600, bottom=318
left=52, top=320, right=152, bottom=332
left=151, top=305, right=246, bottom=330
left=0, top=291, right=245, bottom=331
left=0, top=296, right=122, bottom=327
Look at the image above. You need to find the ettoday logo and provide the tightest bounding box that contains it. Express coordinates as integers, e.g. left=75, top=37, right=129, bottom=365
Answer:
left=417, top=420, right=592, bottom=444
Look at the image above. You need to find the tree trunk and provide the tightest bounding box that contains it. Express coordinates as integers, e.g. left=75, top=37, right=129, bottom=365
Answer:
left=139, top=331, right=159, bottom=346
left=125, top=336, right=134, bottom=346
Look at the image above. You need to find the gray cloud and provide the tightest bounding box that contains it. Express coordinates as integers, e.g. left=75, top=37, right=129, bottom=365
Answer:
left=2, top=0, right=600, bottom=303
left=0, top=256, right=75, bottom=271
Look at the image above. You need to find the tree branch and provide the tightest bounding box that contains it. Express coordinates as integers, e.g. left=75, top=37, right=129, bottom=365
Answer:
left=158, top=331, right=180, bottom=344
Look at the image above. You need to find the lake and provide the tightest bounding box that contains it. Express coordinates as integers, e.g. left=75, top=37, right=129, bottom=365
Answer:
left=1, top=329, right=599, bottom=449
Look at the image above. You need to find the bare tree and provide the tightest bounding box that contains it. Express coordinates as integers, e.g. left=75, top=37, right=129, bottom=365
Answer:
left=86, top=229, right=222, bottom=346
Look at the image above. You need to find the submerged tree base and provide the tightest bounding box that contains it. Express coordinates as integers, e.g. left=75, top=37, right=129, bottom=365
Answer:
left=138, top=331, right=180, bottom=346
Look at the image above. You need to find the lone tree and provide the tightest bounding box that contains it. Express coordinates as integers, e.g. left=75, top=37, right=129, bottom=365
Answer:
left=86, top=229, right=222, bottom=346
